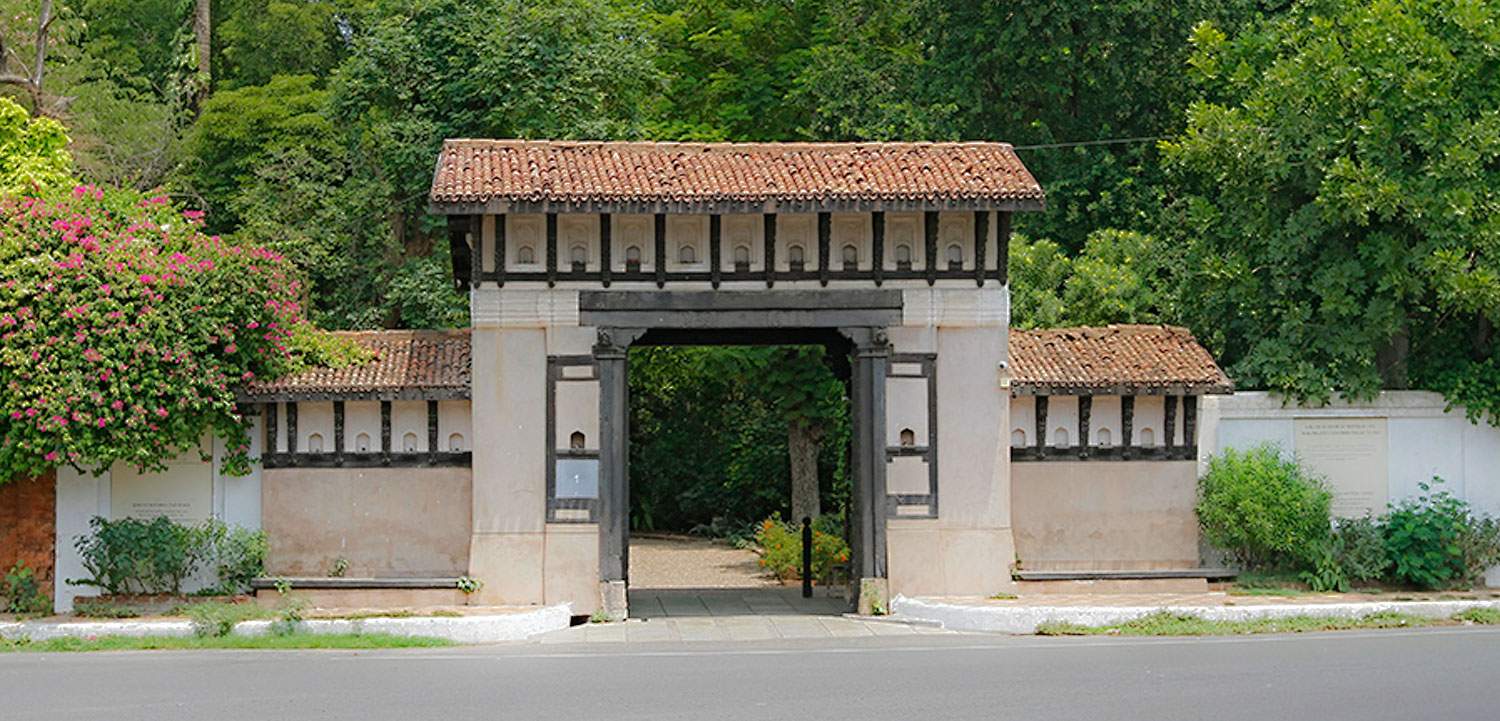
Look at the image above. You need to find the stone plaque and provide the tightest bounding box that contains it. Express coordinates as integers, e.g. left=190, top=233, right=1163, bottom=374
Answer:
left=110, top=450, right=213, bottom=524
left=1293, top=418, right=1388, bottom=517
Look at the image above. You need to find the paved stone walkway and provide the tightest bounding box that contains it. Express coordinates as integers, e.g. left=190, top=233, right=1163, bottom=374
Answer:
left=536, top=587, right=954, bottom=644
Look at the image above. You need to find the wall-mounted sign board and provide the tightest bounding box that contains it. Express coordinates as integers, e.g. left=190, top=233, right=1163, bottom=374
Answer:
left=1293, top=418, right=1388, bottom=517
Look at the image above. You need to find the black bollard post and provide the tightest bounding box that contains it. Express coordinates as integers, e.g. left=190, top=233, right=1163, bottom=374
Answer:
left=802, top=516, right=813, bottom=599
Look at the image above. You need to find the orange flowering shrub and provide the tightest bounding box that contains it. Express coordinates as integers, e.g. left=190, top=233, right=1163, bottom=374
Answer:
left=754, top=514, right=851, bottom=584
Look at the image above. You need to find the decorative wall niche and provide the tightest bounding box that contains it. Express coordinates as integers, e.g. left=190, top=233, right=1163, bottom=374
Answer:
left=788, top=244, right=806, bottom=271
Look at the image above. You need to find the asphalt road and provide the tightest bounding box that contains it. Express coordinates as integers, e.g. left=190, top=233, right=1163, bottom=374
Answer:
left=4, top=627, right=1500, bottom=720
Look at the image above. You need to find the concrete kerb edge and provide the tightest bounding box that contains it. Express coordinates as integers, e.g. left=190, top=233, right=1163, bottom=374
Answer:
left=889, top=595, right=1500, bottom=635
left=1, top=603, right=572, bottom=644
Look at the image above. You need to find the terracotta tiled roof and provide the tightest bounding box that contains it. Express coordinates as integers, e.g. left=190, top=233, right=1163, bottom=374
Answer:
left=1009, top=325, right=1232, bottom=395
left=241, top=330, right=471, bottom=401
left=429, top=140, right=1044, bottom=211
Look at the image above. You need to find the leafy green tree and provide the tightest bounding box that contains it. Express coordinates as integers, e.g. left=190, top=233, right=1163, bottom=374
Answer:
left=641, top=0, right=823, bottom=141
left=1008, top=235, right=1070, bottom=330
left=1060, top=229, right=1171, bottom=327
left=215, top=0, right=354, bottom=90
left=0, top=97, right=71, bottom=191
left=1164, top=0, right=1500, bottom=411
left=1009, top=229, right=1171, bottom=329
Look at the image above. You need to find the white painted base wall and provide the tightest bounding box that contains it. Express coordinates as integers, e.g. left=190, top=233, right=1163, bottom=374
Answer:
left=1199, top=391, right=1500, bottom=585
left=51, top=419, right=265, bottom=612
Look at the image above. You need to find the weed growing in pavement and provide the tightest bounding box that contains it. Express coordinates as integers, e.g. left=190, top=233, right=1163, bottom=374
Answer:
left=1035, top=609, right=1500, bottom=636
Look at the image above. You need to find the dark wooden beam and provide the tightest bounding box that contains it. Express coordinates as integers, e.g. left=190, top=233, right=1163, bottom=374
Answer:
left=817, top=212, right=831, bottom=287
left=494, top=214, right=506, bottom=287
left=427, top=400, right=440, bottom=464
left=1078, top=395, right=1091, bottom=460
left=1164, top=395, right=1177, bottom=457
left=333, top=401, right=345, bottom=466
left=654, top=213, right=667, bottom=288
left=763, top=213, right=776, bottom=288
left=447, top=215, right=471, bottom=292
left=262, top=452, right=471, bottom=469
left=1034, top=395, right=1048, bottom=460
left=973, top=211, right=988, bottom=287
left=380, top=400, right=392, bottom=466
left=545, top=213, right=558, bottom=288
left=923, top=211, right=938, bottom=286
left=1184, top=396, right=1198, bottom=455
left=469, top=214, right=482, bottom=289
left=264, top=403, right=277, bottom=455
left=599, top=213, right=612, bottom=288
left=596, top=335, right=631, bottom=582
left=996, top=211, right=1011, bottom=285
left=1121, top=395, right=1134, bottom=460
left=872, top=211, right=885, bottom=286
left=709, top=214, right=722, bottom=289
left=285, top=402, right=297, bottom=454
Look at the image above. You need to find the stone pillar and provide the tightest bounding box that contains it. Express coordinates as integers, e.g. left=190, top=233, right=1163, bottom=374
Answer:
left=846, top=327, right=890, bottom=611
left=593, top=327, right=640, bottom=620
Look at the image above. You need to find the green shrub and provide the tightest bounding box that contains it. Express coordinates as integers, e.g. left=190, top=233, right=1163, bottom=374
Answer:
left=1299, top=542, right=1348, bottom=593
left=71, top=516, right=266, bottom=596
left=1385, top=479, right=1500, bottom=590
left=754, top=514, right=850, bottom=583
left=195, top=520, right=267, bottom=595
left=72, top=516, right=200, bottom=595
left=1332, top=516, right=1392, bottom=583
left=1197, top=444, right=1333, bottom=570
left=4, top=561, right=51, bottom=615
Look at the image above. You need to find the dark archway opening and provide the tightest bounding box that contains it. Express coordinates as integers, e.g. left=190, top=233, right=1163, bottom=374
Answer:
left=624, top=328, right=854, bottom=616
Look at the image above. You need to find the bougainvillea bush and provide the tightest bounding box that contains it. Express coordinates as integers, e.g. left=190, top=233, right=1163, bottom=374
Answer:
left=0, top=184, right=309, bottom=480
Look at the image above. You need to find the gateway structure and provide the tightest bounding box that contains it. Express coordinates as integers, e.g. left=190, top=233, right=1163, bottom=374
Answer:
left=430, top=140, right=1042, bottom=615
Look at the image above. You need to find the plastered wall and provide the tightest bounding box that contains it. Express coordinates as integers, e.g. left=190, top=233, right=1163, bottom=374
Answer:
left=262, top=466, right=472, bottom=577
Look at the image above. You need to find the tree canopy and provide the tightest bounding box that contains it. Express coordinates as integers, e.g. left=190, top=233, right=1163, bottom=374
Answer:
left=1164, top=0, right=1500, bottom=412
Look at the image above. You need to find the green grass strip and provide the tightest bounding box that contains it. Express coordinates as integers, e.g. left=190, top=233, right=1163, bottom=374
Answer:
left=1036, top=609, right=1500, bottom=636
left=0, top=633, right=454, bottom=653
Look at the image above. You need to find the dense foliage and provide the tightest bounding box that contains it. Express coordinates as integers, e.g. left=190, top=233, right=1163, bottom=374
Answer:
left=1384, top=480, right=1500, bottom=589
left=629, top=346, right=849, bottom=532
left=1200, top=451, right=1500, bottom=591
left=1165, top=0, right=1500, bottom=411
left=1197, top=444, right=1334, bottom=570
left=4, top=560, right=50, bottom=613
left=69, top=516, right=267, bottom=596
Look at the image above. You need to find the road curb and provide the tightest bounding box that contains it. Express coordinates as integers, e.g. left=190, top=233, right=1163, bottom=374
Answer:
left=889, top=596, right=1500, bottom=635
left=0, top=604, right=572, bottom=644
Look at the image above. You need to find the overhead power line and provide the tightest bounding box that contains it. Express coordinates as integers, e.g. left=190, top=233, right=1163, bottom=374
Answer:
left=1012, top=135, right=1173, bottom=151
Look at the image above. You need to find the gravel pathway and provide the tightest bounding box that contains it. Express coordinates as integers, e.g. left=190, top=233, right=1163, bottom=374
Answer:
left=628, top=535, right=779, bottom=589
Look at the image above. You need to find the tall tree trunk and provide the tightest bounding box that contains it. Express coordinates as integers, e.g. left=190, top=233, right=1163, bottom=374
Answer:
left=788, top=422, right=822, bottom=523
left=191, top=0, right=211, bottom=112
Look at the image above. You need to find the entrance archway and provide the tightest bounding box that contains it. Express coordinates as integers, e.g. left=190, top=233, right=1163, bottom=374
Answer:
left=587, top=291, right=894, bottom=618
